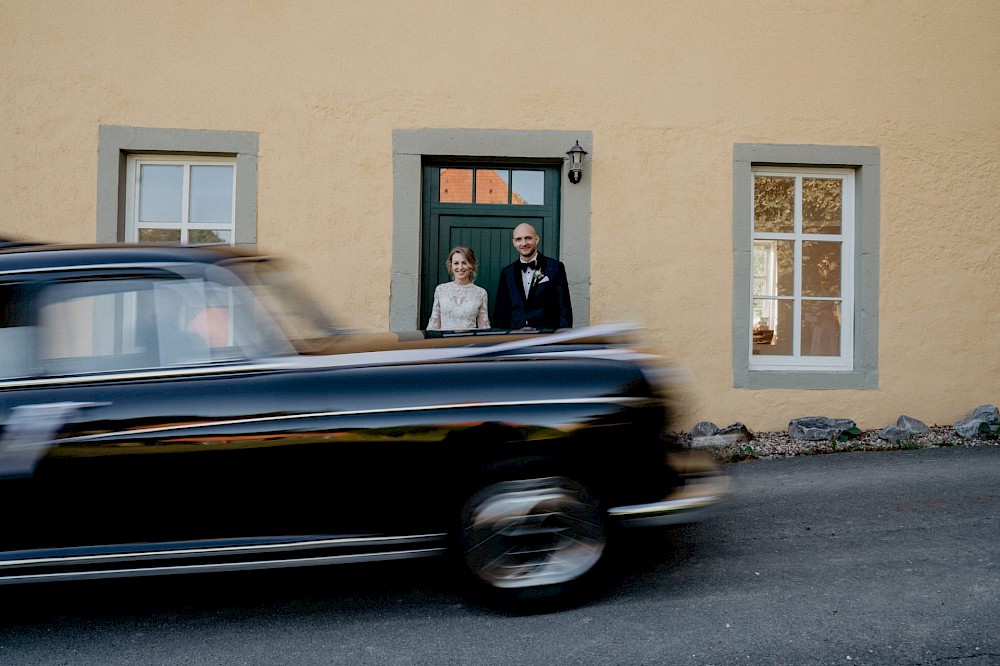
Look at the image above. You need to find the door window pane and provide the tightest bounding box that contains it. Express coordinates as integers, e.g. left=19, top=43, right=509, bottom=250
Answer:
left=139, top=165, right=183, bottom=223
left=189, top=165, right=234, bottom=224
left=38, top=280, right=166, bottom=374
left=475, top=168, right=509, bottom=204
left=0, top=284, right=35, bottom=379
left=753, top=176, right=794, bottom=233
left=511, top=170, right=544, bottom=205
left=438, top=167, right=546, bottom=205
left=440, top=168, right=473, bottom=203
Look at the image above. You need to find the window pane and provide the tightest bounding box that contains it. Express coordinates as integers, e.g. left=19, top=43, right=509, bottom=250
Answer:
left=139, top=228, right=182, bottom=243
left=38, top=280, right=168, bottom=374
left=511, top=170, right=544, bottom=205
left=189, top=165, right=234, bottom=224
left=139, top=165, right=183, bottom=223
left=475, top=168, right=509, bottom=204
left=440, top=168, right=472, bottom=203
left=753, top=240, right=794, bottom=297
left=752, top=298, right=776, bottom=332
left=0, top=283, right=35, bottom=379
left=754, top=176, right=794, bottom=233
left=802, top=241, right=841, bottom=297
left=802, top=178, right=842, bottom=234
left=802, top=300, right=841, bottom=356
left=753, top=299, right=793, bottom=356
left=188, top=229, right=232, bottom=245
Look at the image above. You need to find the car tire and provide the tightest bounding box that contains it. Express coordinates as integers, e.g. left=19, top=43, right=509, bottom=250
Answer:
left=458, top=475, right=608, bottom=611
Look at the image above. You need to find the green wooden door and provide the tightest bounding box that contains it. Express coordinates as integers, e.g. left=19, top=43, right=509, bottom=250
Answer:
left=421, top=164, right=561, bottom=328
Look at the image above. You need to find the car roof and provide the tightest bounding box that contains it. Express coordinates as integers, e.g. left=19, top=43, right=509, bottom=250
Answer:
left=0, top=241, right=255, bottom=273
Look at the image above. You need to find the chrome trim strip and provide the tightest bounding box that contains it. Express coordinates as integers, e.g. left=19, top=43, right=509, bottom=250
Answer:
left=0, top=534, right=447, bottom=569
left=518, top=349, right=659, bottom=362
left=0, top=548, right=447, bottom=585
left=0, top=363, right=285, bottom=390
left=607, top=476, right=730, bottom=527
left=608, top=493, right=726, bottom=517
left=60, top=397, right=649, bottom=443
left=0, top=261, right=191, bottom=277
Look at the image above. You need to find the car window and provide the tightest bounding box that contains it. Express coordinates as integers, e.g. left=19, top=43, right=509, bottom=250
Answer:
left=37, top=278, right=200, bottom=374
left=200, top=264, right=296, bottom=359
left=34, top=275, right=274, bottom=376
left=0, top=283, right=37, bottom=379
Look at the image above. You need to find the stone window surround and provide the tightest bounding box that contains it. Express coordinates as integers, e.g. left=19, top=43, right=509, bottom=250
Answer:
left=391, top=129, right=592, bottom=331
left=732, top=143, right=880, bottom=390
left=97, top=125, right=258, bottom=246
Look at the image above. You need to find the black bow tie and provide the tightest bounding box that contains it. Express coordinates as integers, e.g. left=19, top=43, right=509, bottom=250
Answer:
left=520, top=260, right=539, bottom=272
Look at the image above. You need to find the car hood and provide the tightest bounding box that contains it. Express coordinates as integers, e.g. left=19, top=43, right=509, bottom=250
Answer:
left=281, top=324, right=658, bottom=370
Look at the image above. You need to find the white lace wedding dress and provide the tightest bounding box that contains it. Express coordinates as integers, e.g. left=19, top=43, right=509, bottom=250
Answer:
left=427, top=281, right=491, bottom=330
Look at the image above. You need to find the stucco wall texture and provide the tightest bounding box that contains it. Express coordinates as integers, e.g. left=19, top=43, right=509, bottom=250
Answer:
left=2, top=1, right=998, bottom=431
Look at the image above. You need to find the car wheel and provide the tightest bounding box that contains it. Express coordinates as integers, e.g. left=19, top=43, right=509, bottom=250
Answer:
left=459, top=475, right=607, bottom=609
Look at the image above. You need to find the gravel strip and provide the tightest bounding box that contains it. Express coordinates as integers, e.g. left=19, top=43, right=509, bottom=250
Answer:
left=674, top=427, right=1000, bottom=462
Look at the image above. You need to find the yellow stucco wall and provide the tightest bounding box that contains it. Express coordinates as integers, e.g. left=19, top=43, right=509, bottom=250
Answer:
left=2, top=1, right=998, bottom=431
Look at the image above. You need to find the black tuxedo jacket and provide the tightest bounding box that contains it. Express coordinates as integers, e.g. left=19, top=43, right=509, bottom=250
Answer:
left=493, top=254, right=573, bottom=329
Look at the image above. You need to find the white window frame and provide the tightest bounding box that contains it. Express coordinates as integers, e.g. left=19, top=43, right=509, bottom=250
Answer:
left=750, top=166, right=855, bottom=372
left=125, top=154, right=237, bottom=246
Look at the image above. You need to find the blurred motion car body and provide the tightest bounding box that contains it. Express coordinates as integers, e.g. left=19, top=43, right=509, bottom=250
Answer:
left=0, top=241, right=726, bottom=608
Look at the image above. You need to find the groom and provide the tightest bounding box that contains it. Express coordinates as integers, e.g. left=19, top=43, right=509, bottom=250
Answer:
left=493, top=223, right=573, bottom=330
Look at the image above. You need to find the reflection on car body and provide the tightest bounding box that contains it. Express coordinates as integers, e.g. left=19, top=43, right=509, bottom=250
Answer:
left=0, top=241, right=727, bottom=609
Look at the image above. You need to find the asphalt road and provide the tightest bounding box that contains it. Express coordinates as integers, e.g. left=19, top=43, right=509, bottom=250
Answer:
left=1, top=445, right=997, bottom=666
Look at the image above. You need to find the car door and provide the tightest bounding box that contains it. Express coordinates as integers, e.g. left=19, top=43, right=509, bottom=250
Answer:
left=0, top=266, right=318, bottom=552
left=0, top=265, right=442, bottom=557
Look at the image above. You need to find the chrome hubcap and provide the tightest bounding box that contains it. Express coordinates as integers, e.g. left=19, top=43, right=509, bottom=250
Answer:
left=462, top=477, right=605, bottom=589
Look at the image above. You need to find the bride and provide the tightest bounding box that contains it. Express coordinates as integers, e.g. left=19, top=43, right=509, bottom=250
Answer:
left=426, top=246, right=491, bottom=330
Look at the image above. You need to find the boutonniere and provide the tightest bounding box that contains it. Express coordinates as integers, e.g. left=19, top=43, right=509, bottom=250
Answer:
left=529, top=270, right=545, bottom=291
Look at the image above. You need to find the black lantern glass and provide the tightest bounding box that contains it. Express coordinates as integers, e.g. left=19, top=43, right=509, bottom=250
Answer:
left=566, top=141, right=587, bottom=184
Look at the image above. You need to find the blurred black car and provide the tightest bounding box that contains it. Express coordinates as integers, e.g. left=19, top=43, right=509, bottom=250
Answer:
left=0, top=242, right=726, bottom=608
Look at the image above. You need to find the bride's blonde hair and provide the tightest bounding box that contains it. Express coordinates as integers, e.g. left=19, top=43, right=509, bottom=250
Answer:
left=446, top=246, right=478, bottom=281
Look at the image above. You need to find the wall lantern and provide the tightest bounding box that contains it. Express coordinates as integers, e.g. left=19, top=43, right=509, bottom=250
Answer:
left=566, top=140, right=588, bottom=184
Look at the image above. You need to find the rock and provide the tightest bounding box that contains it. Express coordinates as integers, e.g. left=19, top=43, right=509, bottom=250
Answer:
left=970, top=404, right=999, bottom=420
left=789, top=416, right=857, bottom=441
left=896, top=415, right=931, bottom=434
left=690, top=421, right=754, bottom=449
left=691, top=421, right=719, bottom=438
left=955, top=404, right=999, bottom=439
left=691, top=421, right=724, bottom=449
left=879, top=415, right=931, bottom=440
left=878, top=425, right=912, bottom=442
left=718, top=422, right=754, bottom=443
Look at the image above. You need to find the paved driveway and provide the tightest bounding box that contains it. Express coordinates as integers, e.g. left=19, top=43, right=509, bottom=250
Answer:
left=1, top=445, right=997, bottom=666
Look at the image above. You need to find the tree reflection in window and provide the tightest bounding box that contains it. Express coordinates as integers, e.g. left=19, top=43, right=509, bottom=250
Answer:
left=751, top=171, right=850, bottom=361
